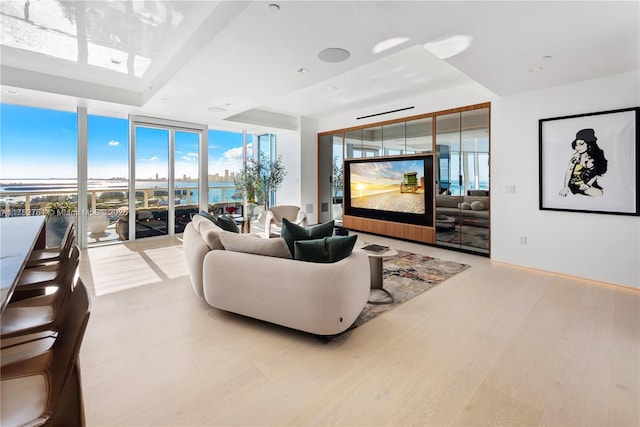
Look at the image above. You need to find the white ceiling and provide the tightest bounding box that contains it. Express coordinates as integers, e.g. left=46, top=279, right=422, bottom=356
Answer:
left=1, top=1, right=638, bottom=132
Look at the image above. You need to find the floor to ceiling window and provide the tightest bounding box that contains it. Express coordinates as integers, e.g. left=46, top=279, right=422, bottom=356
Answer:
left=0, top=104, right=77, bottom=246
left=207, top=129, right=248, bottom=207
left=86, top=114, right=129, bottom=245
left=1, top=103, right=259, bottom=247
left=256, top=133, right=277, bottom=207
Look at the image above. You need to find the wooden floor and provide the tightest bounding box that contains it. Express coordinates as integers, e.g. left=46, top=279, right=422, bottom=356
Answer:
left=79, top=233, right=640, bottom=426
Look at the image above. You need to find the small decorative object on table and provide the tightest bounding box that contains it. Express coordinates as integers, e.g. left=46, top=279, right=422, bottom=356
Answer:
left=225, top=206, right=237, bottom=215
left=361, top=244, right=389, bottom=253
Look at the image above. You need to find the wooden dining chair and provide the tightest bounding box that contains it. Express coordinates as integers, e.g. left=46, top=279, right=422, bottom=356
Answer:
left=16, top=238, right=78, bottom=291
left=26, top=221, right=76, bottom=268
left=1, top=246, right=80, bottom=341
left=1, top=279, right=91, bottom=427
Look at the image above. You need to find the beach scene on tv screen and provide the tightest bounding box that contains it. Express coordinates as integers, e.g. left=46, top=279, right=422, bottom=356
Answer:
left=350, top=160, right=425, bottom=214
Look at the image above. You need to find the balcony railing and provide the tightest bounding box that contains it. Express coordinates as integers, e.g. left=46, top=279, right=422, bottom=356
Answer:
left=0, top=183, right=241, bottom=245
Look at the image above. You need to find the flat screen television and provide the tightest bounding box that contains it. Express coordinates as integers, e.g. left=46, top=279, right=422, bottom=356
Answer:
left=344, top=155, right=433, bottom=226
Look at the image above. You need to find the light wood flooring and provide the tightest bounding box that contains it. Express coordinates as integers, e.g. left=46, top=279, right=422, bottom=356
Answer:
left=79, top=233, right=640, bottom=426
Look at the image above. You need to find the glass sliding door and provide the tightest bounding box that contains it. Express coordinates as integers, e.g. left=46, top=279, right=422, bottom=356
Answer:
left=130, top=116, right=205, bottom=240
left=174, top=131, right=199, bottom=234
left=134, top=126, right=170, bottom=239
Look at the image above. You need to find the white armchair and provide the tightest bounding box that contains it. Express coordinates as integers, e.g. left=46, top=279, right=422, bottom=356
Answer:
left=263, top=205, right=308, bottom=238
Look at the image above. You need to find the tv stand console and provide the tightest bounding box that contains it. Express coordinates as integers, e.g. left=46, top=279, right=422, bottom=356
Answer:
left=342, top=215, right=434, bottom=244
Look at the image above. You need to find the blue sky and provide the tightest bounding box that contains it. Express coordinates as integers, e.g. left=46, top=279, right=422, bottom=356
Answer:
left=351, top=159, right=424, bottom=186
left=0, top=103, right=247, bottom=180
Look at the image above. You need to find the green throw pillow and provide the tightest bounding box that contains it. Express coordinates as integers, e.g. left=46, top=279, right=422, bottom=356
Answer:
left=294, top=235, right=357, bottom=263
left=215, top=214, right=240, bottom=233
left=199, top=210, right=217, bottom=223
left=199, top=210, right=239, bottom=233
left=281, top=218, right=334, bottom=257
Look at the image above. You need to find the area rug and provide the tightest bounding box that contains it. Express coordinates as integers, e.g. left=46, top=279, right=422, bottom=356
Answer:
left=324, top=250, right=470, bottom=340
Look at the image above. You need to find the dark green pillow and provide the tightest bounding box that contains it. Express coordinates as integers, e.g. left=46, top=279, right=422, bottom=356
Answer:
left=281, top=218, right=335, bottom=257
left=215, top=215, right=240, bottom=233
left=294, top=235, right=357, bottom=263
left=199, top=210, right=217, bottom=223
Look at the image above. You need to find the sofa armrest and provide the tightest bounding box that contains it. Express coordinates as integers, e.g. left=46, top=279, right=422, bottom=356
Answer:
left=202, top=250, right=370, bottom=335
left=183, top=222, right=212, bottom=298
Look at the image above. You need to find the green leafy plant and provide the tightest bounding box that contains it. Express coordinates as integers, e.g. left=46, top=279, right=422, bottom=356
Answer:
left=332, top=156, right=343, bottom=203
left=234, top=153, right=287, bottom=208
left=46, top=200, right=76, bottom=217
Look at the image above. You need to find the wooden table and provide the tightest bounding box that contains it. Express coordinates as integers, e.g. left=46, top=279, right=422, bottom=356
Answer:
left=1, top=216, right=46, bottom=314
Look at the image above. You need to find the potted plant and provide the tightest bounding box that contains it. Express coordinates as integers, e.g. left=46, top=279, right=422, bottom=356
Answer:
left=45, top=199, right=76, bottom=247
left=234, top=153, right=287, bottom=210
left=332, top=156, right=343, bottom=219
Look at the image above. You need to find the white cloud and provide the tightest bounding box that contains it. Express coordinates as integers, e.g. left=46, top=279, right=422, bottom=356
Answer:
left=149, top=156, right=159, bottom=162
left=224, top=146, right=244, bottom=160
left=108, top=140, right=120, bottom=146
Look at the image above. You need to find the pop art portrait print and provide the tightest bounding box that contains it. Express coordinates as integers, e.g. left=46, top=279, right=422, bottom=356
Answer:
left=539, top=107, right=639, bottom=215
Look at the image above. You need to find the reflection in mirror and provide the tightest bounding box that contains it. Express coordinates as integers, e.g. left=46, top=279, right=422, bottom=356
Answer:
left=382, top=122, right=406, bottom=155
left=435, top=107, right=490, bottom=255
left=345, top=129, right=363, bottom=158
left=362, top=126, right=382, bottom=157
left=406, top=117, right=432, bottom=153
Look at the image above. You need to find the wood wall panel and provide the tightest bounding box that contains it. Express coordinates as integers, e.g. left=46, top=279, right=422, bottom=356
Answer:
left=343, top=215, right=434, bottom=244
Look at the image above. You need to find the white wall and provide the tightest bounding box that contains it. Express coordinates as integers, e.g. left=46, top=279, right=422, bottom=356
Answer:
left=274, top=129, right=301, bottom=208
left=272, top=117, right=319, bottom=224
left=299, top=116, right=319, bottom=224
left=492, top=71, right=640, bottom=288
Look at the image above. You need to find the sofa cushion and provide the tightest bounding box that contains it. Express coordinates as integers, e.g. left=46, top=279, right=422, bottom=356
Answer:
left=470, top=200, right=485, bottom=211
left=436, top=195, right=462, bottom=208
left=294, top=235, right=358, bottom=263
left=459, top=202, right=471, bottom=210
left=281, top=218, right=335, bottom=257
left=199, top=210, right=239, bottom=233
left=219, top=231, right=292, bottom=259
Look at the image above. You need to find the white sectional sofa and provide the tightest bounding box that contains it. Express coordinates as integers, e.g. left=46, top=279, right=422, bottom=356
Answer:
left=183, top=214, right=370, bottom=336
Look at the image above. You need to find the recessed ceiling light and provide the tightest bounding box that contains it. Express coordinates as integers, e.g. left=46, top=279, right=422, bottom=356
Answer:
left=207, top=107, right=226, bottom=113
left=529, top=66, right=543, bottom=72
left=318, top=48, right=350, bottom=63
left=543, top=55, right=552, bottom=60
left=268, top=3, right=280, bottom=12
left=297, top=68, right=308, bottom=73
left=6, top=90, right=17, bottom=94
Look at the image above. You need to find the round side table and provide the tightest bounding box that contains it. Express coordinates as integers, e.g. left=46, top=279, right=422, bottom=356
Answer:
left=361, top=245, right=398, bottom=305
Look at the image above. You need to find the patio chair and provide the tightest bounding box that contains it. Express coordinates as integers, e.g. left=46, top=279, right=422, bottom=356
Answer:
left=263, top=205, right=308, bottom=238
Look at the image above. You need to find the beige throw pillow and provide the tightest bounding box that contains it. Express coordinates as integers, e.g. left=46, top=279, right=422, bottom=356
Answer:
left=219, top=232, right=292, bottom=259
left=195, top=216, right=225, bottom=250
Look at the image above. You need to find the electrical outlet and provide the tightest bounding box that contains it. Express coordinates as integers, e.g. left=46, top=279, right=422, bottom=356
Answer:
left=505, top=184, right=516, bottom=194
left=519, top=236, right=527, bottom=245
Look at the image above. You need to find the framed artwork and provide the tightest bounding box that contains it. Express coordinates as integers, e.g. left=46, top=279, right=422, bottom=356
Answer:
left=539, top=107, right=639, bottom=216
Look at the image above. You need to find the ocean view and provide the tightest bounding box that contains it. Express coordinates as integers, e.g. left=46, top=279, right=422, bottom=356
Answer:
left=0, top=178, right=238, bottom=207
